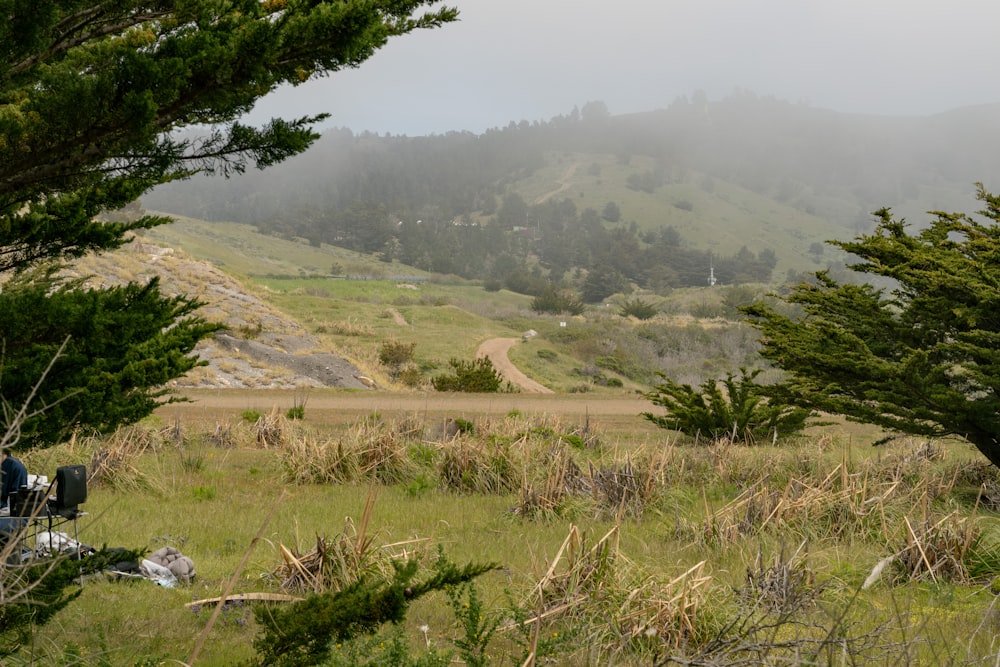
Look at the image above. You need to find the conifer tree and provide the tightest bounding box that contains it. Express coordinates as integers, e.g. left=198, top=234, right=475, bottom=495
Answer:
left=0, top=1, right=457, bottom=448
left=744, top=184, right=1000, bottom=467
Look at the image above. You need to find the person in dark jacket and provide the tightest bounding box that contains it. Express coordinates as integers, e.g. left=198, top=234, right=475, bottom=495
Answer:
left=1, top=448, right=28, bottom=512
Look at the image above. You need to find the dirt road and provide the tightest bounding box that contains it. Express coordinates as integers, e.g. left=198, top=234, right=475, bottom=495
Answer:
left=475, top=338, right=553, bottom=394
left=155, top=389, right=656, bottom=437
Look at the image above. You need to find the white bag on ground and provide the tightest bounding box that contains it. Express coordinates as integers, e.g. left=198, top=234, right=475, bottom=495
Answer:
left=140, top=558, right=178, bottom=588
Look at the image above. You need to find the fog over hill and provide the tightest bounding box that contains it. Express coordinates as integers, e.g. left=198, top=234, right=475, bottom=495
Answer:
left=146, top=94, right=1000, bottom=290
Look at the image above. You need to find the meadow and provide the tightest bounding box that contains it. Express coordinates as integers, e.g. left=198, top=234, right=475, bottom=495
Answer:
left=11, top=392, right=1000, bottom=666
left=27, top=217, right=1000, bottom=665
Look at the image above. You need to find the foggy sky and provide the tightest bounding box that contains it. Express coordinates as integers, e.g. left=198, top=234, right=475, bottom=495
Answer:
left=245, top=0, right=1000, bottom=136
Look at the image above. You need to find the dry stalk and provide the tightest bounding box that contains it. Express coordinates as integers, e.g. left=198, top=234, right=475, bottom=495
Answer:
left=895, top=513, right=978, bottom=584
left=270, top=485, right=431, bottom=594
left=87, top=425, right=162, bottom=491
left=698, top=459, right=958, bottom=545
left=253, top=409, right=287, bottom=448
left=738, top=540, right=819, bottom=614
left=519, top=523, right=713, bottom=658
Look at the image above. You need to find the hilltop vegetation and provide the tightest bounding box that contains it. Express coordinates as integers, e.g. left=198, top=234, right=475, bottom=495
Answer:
left=145, top=93, right=1000, bottom=291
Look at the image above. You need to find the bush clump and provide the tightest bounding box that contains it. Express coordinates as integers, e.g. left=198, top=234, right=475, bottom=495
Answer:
left=642, top=368, right=811, bottom=443
left=432, top=358, right=511, bottom=393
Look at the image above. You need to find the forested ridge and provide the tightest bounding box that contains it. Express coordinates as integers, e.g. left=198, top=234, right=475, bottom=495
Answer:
left=146, top=93, right=1000, bottom=295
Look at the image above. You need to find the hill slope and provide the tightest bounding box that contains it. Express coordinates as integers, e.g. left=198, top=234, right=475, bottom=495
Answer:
left=72, top=236, right=372, bottom=390
left=143, top=95, right=1000, bottom=287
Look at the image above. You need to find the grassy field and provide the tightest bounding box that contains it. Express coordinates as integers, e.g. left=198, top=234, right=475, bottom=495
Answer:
left=10, top=395, right=1000, bottom=666
left=19, top=212, right=998, bottom=665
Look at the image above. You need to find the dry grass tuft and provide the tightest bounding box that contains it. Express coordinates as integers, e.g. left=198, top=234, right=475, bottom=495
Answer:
left=278, top=415, right=423, bottom=485
left=699, top=457, right=960, bottom=545
left=314, top=317, right=375, bottom=337
left=253, top=409, right=288, bottom=448
left=893, top=513, right=982, bottom=584
left=738, top=541, right=819, bottom=613
left=269, top=487, right=429, bottom=594
left=351, top=416, right=420, bottom=484
left=517, top=524, right=714, bottom=661
left=439, top=435, right=522, bottom=495
left=281, top=432, right=359, bottom=484
left=87, top=425, right=164, bottom=491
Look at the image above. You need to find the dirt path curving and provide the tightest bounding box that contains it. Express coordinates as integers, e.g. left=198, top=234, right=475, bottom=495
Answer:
left=534, top=162, right=579, bottom=204
left=476, top=338, right=554, bottom=394
left=387, top=308, right=408, bottom=326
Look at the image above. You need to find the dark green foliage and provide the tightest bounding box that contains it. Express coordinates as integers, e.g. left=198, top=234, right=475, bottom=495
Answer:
left=325, top=625, right=451, bottom=666
left=530, top=287, right=585, bottom=315
left=0, top=271, right=221, bottom=449
left=452, top=418, right=476, bottom=434
left=445, top=582, right=501, bottom=667
left=642, top=368, right=812, bottom=443
left=626, top=170, right=661, bottom=193
left=1, top=1, right=458, bottom=271
left=432, top=358, right=509, bottom=393
left=252, top=553, right=497, bottom=667
left=601, top=201, right=621, bottom=222
left=581, top=264, right=630, bottom=303
left=1, top=0, right=458, bottom=449
left=0, top=547, right=146, bottom=657
left=744, top=184, right=1000, bottom=466
left=618, top=297, right=659, bottom=320
left=379, top=341, right=417, bottom=380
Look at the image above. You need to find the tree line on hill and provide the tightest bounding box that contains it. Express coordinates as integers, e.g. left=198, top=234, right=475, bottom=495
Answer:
left=146, top=93, right=1000, bottom=293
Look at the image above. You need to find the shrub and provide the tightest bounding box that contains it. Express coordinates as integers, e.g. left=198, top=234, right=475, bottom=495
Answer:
left=642, top=368, right=812, bottom=443
left=618, top=297, right=658, bottom=320
left=378, top=341, right=417, bottom=380
left=530, top=287, right=584, bottom=315
left=397, top=366, right=424, bottom=388
left=432, top=358, right=509, bottom=393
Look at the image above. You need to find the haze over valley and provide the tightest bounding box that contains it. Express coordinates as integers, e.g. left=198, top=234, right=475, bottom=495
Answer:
left=146, top=93, right=1000, bottom=291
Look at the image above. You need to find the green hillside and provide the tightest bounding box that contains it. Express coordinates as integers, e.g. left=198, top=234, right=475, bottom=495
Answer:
left=507, top=152, right=850, bottom=278
left=141, top=213, right=760, bottom=393
left=144, top=213, right=429, bottom=279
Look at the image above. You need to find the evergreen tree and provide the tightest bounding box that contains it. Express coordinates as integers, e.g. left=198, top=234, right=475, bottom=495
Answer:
left=0, top=1, right=457, bottom=448
left=744, top=184, right=1000, bottom=467
left=253, top=553, right=497, bottom=667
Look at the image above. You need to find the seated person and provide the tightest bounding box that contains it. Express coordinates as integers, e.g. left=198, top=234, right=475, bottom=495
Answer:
left=1, top=448, right=28, bottom=514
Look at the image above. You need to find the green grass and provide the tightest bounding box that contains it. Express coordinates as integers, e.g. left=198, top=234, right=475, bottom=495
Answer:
left=259, top=280, right=518, bottom=369
left=14, top=409, right=1000, bottom=666
left=144, top=214, right=428, bottom=280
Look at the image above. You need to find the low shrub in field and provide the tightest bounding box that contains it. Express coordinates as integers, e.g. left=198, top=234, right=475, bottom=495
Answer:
left=431, top=357, right=512, bottom=393
left=618, top=297, right=659, bottom=320
left=642, top=368, right=812, bottom=444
